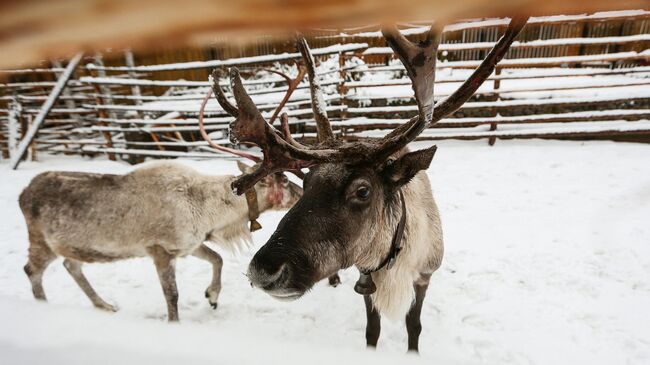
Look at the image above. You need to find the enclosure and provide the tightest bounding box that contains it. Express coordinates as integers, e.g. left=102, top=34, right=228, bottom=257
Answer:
left=1, top=3, right=649, bottom=365
left=2, top=10, right=650, bottom=163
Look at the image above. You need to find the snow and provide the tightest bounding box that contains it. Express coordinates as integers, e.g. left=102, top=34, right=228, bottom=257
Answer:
left=89, top=61, right=649, bottom=124
left=80, top=147, right=243, bottom=159
left=6, top=99, right=20, bottom=158
left=80, top=74, right=291, bottom=87
left=348, top=73, right=650, bottom=101
left=362, top=34, right=650, bottom=54
left=88, top=102, right=345, bottom=118
left=358, top=66, right=650, bottom=80
left=93, top=58, right=345, bottom=118
left=353, top=120, right=650, bottom=139
left=0, top=298, right=422, bottom=365
left=9, top=53, right=84, bottom=169
left=346, top=64, right=650, bottom=108
left=355, top=51, right=650, bottom=72
left=352, top=10, right=650, bottom=38
left=332, top=110, right=650, bottom=127
left=347, top=91, right=650, bottom=115
left=0, top=67, right=66, bottom=75
left=86, top=43, right=368, bottom=72
left=1, top=140, right=649, bottom=364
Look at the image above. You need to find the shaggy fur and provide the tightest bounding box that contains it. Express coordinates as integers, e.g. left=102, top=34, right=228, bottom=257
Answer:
left=18, top=160, right=301, bottom=320
left=245, top=146, right=442, bottom=350
left=311, top=152, right=443, bottom=320
left=249, top=147, right=443, bottom=320
left=366, top=173, right=443, bottom=319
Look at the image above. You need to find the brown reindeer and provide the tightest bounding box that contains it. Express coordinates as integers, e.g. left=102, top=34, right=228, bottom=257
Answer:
left=210, top=17, right=528, bottom=351
left=19, top=159, right=302, bottom=321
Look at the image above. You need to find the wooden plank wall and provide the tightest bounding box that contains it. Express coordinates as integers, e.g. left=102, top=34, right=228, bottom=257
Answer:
left=1, top=12, right=649, bottom=161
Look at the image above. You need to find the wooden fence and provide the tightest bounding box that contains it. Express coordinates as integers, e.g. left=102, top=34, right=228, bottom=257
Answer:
left=1, top=10, right=649, bottom=165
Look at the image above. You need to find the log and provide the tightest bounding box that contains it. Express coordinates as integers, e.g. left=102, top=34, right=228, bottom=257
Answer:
left=1, top=1, right=647, bottom=69
left=10, top=52, right=83, bottom=169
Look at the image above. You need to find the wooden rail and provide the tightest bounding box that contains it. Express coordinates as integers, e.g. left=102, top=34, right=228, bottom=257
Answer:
left=1, top=10, right=649, bottom=163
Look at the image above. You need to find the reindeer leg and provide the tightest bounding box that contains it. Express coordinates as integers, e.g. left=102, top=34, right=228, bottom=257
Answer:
left=63, top=258, right=118, bottom=312
left=405, top=273, right=432, bottom=352
left=191, top=243, right=223, bottom=310
left=364, top=294, right=381, bottom=348
left=24, top=230, right=56, bottom=301
left=328, top=272, right=341, bottom=287
left=148, top=245, right=179, bottom=322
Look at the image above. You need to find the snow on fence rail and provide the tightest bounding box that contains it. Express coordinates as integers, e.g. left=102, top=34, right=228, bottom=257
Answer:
left=1, top=10, right=649, bottom=163
left=343, top=67, right=650, bottom=88
left=341, top=120, right=650, bottom=141
left=351, top=51, right=650, bottom=72
left=85, top=43, right=369, bottom=72
left=341, top=10, right=650, bottom=38
left=362, top=34, right=650, bottom=55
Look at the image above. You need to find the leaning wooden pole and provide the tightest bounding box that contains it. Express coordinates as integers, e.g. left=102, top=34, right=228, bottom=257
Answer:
left=10, top=52, right=84, bottom=169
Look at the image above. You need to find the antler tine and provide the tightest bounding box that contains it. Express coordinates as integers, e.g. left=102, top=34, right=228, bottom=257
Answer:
left=430, top=16, right=528, bottom=121
left=382, top=24, right=440, bottom=126
left=296, top=34, right=335, bottom=143
left=227, top=67, right=300, bottom=149
left=227, top=67, right=343, bottom=194
left=280, top=112, right=309, bottom=149
left=366, top=24, right=441, bottom=162
left=225, top=17, right=529, bottom=194
left=211, top=69, right=239, bottom=117
left=374, top=16, right=528, bottom=161
left=263, top=66, right=307, bottom=125
left=198, top=88, right=262, bottom=162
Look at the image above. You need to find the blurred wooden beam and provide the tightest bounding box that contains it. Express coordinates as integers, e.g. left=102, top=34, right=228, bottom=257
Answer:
left=10, top=52, right=83, bottom=169
left=0, top=0, right=648, bottom=68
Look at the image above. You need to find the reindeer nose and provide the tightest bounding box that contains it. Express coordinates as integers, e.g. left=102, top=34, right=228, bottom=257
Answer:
left=248, top=259, right=289, bottom=290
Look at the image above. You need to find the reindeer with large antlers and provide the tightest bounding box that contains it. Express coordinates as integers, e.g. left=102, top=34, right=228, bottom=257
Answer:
left=211, top=17, right=528, bottom=351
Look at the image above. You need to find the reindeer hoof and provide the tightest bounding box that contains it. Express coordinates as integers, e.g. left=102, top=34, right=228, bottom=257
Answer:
left=205, top=289, right=219, bottom=310
left=97, top=302, right=119, bottom=312
left=328, top=274, right=341, bottom=287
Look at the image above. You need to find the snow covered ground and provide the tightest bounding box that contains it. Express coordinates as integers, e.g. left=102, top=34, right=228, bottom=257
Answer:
left=1, top=140, right=649, bottom=364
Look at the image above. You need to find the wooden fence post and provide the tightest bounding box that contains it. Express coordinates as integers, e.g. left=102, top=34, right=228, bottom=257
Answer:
left=7, top=97, right=21, bottom=159
left=124, top=49, right=164, bottom=155
left=0, top=135, right=7, bottom=160
left=89, top=55, right=118, bottom=161
left=92, top=54, right=118, bottom=110
left=488, top=66, right=501, bottom=146
left=95, top=52, right=143, bottom=164
left=338, top=28, right=348, bottom=137
left=27, top=115, right=38, bottom=161
left=124, top=49, right=144, bottom=106
left=51, top=59, right=83, bottom=126
left=10, top=52, right=83, bottom=169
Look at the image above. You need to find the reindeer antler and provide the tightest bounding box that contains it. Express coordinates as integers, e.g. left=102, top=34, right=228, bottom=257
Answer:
left=252, top=66, right=307, bottom=125
left=198, top=84, right=261, bottom=162
left=210, top=16, right=528, bottom=195
left=297, top=34, right=335, bottom=144
left=382, top=16, right=529, bottom=141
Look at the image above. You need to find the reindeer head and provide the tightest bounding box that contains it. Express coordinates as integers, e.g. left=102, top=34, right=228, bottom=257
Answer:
left=238, top=161, right=302, bottom=211
left=209, top=18, right=527, bottom=300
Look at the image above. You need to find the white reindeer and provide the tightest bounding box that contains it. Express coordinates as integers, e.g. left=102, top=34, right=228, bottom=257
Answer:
left=19, top=160, right=301, bottom=321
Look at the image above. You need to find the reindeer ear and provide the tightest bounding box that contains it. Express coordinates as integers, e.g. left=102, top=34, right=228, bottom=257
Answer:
left=380, top=145, right=437, bottom=187
left=236, top=160, right=252, bottom=174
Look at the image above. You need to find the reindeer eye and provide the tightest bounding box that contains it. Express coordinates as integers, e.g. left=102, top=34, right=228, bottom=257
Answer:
left=281, top=175, right=289, bottom=185
left=356, top=186, right=371, bottom=200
